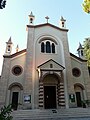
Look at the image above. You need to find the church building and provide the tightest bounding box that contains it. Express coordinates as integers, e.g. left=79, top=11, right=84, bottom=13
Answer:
left=0, top=12, right=90, bottom=110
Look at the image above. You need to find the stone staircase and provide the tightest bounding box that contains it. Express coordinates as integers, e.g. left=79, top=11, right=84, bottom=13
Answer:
left=12, top=108, right=90, bottom=120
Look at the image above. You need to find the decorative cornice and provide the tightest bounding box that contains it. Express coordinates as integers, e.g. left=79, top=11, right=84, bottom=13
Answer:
left=27, top=23, right=68, bottom=32
left=37, top=59, right=65, bottom=69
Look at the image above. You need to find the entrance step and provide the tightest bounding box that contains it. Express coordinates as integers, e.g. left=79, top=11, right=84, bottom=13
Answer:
left=12, top=108, right=90, bottom=120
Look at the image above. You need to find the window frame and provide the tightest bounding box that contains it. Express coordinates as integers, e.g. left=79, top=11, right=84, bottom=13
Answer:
left=41, top=40, right=56, bottom=54
left=12, top=65, right=23, bottom=76
left=72, top=67, right=81, bottom=77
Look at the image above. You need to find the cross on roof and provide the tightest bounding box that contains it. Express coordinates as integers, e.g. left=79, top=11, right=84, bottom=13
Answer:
left=45, top=16, right=49, bottom=23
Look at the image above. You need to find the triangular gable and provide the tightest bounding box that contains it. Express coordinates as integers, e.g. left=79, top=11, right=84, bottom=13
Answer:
left=27, top=23, right=68, bottom=32
left=37, top=59, right=65, bottom=71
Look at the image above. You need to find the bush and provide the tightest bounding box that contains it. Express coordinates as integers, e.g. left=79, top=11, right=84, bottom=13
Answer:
left=0, top=104, right=13, bottom=120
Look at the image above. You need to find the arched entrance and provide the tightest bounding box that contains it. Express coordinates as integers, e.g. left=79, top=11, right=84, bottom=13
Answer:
left=74, top=83, right=85, bottom=107
left=8, top=83, right=23, bottom=110
left=39, top=73, right=65, bottom=109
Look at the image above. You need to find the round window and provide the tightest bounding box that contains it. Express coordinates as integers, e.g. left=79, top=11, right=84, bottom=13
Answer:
left=72, top=68, right=81, bottom=77
left=12, top=65, right=23, bottom=76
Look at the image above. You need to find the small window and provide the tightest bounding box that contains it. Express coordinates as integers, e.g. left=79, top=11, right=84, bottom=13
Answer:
left=50, top=64, right=53, bottom=68
left=88, top=67, right=90, bottom=75
left=46, top=41, right=51, bottom=53
left=8, top=45, right=10, bottom=52
left=41, top=42, right=45, bottom=53
left=12, top=65, right=23, bottom=76
left=72, top=68, right=81, bottom=77
left=81, top=50, right=83, bottom=56
left=62, top=22, right=64, bottom=27
left=52, top=43, right=55, bottom=53
left=30, top=18, right=33, bottom=23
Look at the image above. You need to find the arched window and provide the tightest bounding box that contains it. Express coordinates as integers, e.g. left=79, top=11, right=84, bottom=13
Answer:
left=52, top=43, right=55, bottom=53
left=41, top=42, right=45, bottom=53
left=81, top=50, right=83, bottom=56
left=40, top=39, right=56, bottom=54
left=46, top=41, right=51, bottom=53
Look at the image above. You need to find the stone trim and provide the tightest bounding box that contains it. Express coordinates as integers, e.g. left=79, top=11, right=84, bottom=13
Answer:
left=39, top=82, right=44, bottom=108
left=57, top=82, right=65, bottom=107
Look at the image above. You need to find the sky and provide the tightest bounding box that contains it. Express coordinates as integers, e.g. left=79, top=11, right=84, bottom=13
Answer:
left=0, top=0, right=90, bottom=75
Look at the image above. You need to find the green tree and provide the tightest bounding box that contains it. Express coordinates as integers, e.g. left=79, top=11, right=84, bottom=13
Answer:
left=0, top=0, right=6, bottom=9
left=0, top=104, right=13, bottom=120
left=83, top=38, right=90, bottom=67
left=82, top=0, right=90, bottom=13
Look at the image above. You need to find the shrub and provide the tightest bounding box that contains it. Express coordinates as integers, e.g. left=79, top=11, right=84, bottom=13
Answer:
left=0, top=104, right=13, bottom=120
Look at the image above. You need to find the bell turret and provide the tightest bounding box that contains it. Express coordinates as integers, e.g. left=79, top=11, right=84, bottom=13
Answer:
left=77, top=42, right=84, bottom=59
left=28, top=11, right=35, bottom=25
left=5, top=37, right=13, bottom=55
left=60, top=16, right=66, bottom=28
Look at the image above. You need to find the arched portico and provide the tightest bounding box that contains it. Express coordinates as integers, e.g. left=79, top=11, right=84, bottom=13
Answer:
left=37, top=59, right=65, bottom=109
left=39, top=72, right=65, bottom=109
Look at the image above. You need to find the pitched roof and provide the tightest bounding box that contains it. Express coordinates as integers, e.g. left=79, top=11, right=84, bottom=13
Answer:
left=27, top=23, right=68, bottom=32
left=3, top=49, right=26, bottom=58
left=70, top=53, right=87, bottom=62
left=3, top=48, right=87, bottom=63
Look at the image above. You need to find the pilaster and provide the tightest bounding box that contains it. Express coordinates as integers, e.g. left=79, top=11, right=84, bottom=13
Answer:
left=24, top=26, right=35, bottom=109
left=0, top=57, right=11, bottom=108
left=62, top=32, right=75, bottom=107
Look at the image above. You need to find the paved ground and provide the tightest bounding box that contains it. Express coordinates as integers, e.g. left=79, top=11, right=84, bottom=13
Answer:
left=50, top=116, right=90, bottom=120
left=20, top=117, right=90, bottom=120
left=32, top=117, right=90, bottom=120
left=30, top=117, right=90, bottom=120
left=63, top=118, right=90, bottom=120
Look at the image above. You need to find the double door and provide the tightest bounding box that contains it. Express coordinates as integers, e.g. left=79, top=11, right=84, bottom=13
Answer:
left=44, top=86, right=56, bottom=109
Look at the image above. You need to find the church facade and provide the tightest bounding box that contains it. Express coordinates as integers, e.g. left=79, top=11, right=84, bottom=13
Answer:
left=0, top=12, right=90, bottom=110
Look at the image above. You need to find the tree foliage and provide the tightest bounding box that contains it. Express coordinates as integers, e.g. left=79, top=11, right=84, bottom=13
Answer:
left=0, top=0, right=6, bottom=9
left=82, top=0, right=90, bottom=13
left=83, top=38, right=90, bottom=67
left=0, top=104, right=13, bottom=120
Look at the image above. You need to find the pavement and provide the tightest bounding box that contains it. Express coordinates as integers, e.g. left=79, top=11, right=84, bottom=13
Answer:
left=19, top=117, right=90, bottom=120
